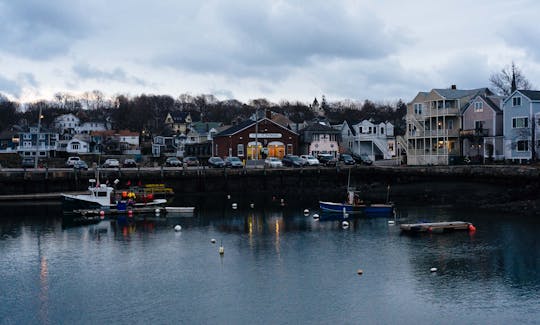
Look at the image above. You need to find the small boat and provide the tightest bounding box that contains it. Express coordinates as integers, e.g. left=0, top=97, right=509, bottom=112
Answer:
left=165, top=206, right=195, bottom=213
left=319, top=200, right=394, bottom=214
left=62, top=180, right=167, bottom=213
left=400, top=221, right=476, bottom=233
left=319, top=169, right=394, bottom=215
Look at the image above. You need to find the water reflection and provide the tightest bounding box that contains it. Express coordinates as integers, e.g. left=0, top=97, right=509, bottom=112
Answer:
left=0, top=200, right=538, bottom=324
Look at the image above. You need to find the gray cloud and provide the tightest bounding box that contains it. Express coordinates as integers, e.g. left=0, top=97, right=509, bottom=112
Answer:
left=0, top=74, right=22, bottom=97
left=0, top=0, right=93, bottom=59
left=72, top=63, right=147, bottom=86
left=156, top=1, right=407, bottom=79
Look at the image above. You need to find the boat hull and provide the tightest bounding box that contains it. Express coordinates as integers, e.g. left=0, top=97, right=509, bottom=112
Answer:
left=319, top=201, right=394, bottom=215
left=62, top=195, right=109, bottom=212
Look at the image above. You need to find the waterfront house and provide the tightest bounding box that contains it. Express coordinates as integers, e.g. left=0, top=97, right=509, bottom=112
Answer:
left=406, top=86, right=492, bottom=165
left=18, top=126, right=59, bottom=158
left=213, top=117, right=299, bottom=159
left=90, top=130, right=140, bottom=155
left=0, top=126, right=22, bottom=153
left=502, top=90, right=540, bottom=162
left=54, top=114, right=80, bottom=137
left=338, top=120, right=395, bottom=160
left=74, top=121, right=108, bottom=135
left=299, top=121, right=341, bottom=158
left=56, top=136, right=90, bottom=154
left=461, top=94, right=504, bottom=161
left=165, top=111, right=192, bottom=135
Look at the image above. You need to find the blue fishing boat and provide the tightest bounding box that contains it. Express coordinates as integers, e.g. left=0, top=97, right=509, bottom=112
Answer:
left=318, top=168, right=394, bottom=215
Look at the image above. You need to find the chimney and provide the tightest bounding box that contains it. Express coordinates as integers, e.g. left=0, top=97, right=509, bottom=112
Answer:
left=451, top=85, right=457, bottom=90
left=265, top=109, right=271, bottom=119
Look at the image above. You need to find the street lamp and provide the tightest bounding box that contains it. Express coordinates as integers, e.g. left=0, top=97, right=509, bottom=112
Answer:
left=34, top=107, right=44, bottom=168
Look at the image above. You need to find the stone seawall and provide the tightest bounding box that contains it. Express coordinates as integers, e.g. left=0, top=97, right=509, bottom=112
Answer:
left=1, top=165, right=539, bottom=214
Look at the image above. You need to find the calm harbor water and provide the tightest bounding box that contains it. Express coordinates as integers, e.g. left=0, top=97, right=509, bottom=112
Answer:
left=1, top=194, right=539, bottom=325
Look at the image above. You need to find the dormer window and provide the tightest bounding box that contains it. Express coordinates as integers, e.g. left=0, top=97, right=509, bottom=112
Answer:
left=512, top=97, right=521, bottom=106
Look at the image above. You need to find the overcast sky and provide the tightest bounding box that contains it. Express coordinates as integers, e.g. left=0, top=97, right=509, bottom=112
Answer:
left=1, top=0, right=539, bottom=104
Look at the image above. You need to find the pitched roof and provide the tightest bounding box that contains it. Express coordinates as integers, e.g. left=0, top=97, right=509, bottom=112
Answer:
left=518, top=90, right=540, bottom=101
left=433, top=88, right=490, bottom=100
left=300, top=122, right=341, bottom=133
left=215, top=118, right=298, bottom=137
left=168, top=111, right=190, bottom=123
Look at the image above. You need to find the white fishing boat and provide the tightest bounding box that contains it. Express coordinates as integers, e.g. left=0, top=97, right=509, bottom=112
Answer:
left=62, top=179, right=167, bottom=212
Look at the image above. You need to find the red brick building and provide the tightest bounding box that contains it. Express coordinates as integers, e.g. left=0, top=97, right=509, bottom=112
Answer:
left=213, top=118, right=299, bottom=159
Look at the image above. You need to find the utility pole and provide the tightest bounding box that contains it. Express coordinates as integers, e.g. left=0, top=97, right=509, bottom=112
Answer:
left=34, top=106, right=43, bottom=168
left=255, top=107, right=259, bottom=160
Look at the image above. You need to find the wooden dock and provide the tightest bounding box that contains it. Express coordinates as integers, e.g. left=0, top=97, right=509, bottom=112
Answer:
left=400, top=221, right=475, bottom=233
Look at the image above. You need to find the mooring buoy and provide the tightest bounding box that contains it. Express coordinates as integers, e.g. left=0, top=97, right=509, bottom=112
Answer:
left=313, top=213, right=320, bottom=219
left=174, top=225, right=182, bottom=232
left=342, top=220, right=350, bottom=229
left=211, top=238, right=216, bottom=243
left=304, top=209, right=309, bottom=215
left=430, top=267, right=437, bottom=273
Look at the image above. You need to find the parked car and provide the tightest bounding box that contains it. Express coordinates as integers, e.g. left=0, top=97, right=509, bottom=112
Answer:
left=183, top=156, right=200, bottom=167
left=339, top=153, right=356, bottom=165
left=123, top=159, right=137, bottom=168
left=300, top=155, right=320, bottom=166
left=65, top=156, right=81, bottom=167
left=317, top=154, right=338, bottom=167
left=208, top=156, right=225, bottom=168
left=224, top=156, right=243, bottom=168
left=353, top=153, right=373, bottom=165
left=73, top=160, right=89, bottom=170
left=165, top=157, right=182, bottom=167
left=264, top=157, right=283, bottom=168
left=21, top=157, right=36, bottom=168
left=102, top=158, right=120, bottom=168
left=282, top=155, right=306, bottom=167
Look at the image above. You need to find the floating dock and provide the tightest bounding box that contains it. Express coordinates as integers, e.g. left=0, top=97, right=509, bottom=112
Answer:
left=400, top=221, right=475, bottom=233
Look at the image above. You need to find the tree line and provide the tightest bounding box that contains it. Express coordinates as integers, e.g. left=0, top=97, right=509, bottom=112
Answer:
left=0, top=92, right=407, bottom=136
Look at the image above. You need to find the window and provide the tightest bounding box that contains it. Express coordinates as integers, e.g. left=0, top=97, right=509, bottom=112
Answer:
left=512, top=97, right=521, bottom=106
left=72, top=143, right=80, bottom=150
left=448, top=120, right=454, bottom=130
left=286, top=144, right=293, bottom=155
left=380, top=127, right=384, bottom=134
left=23, top=134, right=32, bottom=140
left=475, top=121, right=484, bottom=130
left=474, top=102, right=483, bottom=112
left=237, top=144, right=244, bottom=156
left=512, top=117, right=529, bottom=128
left=414, top=103, right=423, bottom=114
left=517, top=140, right=529, bottom=152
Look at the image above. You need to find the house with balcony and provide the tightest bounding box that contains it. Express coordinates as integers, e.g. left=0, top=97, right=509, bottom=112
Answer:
left=338, top=120, right=395, bottom=160
left=54, top=114, right=80, bottom=138
left=503, top=90, right=540, bottom=162
left=0, top=125, right=22, bottom=153
left=406, top=86, right=492, bottom=165
left=18, top=126, right=59, bottom=158
left=461, top=94, right=504, bottom=161
left=74, top=121, right=108, bottom=134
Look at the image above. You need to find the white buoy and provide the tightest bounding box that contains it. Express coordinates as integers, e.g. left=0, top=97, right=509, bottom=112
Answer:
left=155, top=208, right=160, bottom=214
left=219, top=245, right=224, bottom=255
left=174, top=225, right=182, bottom=232
left=211, top=238, right=216, bottom=243
left=227, top=194, right=231, bottom=200
left=250, top=203, right=255, bottom=208
left=342, top=220, right=350, bottom=229
left=430, top=267, right=437, bottom=273
left=304, top=209, right=309, bottom=215
left=388, top=220, right=395, bottom=225
left=313, top=213, right=319, bottom=219
left=232, top=203, right=238, bottom=209
left=357, top=269, right=364, bottom=275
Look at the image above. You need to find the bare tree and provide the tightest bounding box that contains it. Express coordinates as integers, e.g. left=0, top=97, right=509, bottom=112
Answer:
left=489, top=61, right=533, bottom=96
